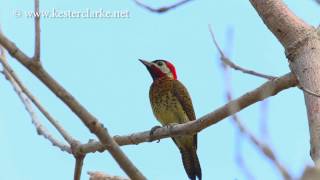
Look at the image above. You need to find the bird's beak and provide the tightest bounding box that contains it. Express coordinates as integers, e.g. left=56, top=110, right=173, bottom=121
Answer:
left=139, top=59, right=153, bottom=67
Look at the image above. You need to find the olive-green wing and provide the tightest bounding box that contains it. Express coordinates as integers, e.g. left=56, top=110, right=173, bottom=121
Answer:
left=172, top=80, right=197, bottom=149
left=172, top=80, right=196, bottom=121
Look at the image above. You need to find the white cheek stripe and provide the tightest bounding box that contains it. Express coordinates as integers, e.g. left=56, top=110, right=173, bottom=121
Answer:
left=154, top=63, right=174, bottom=78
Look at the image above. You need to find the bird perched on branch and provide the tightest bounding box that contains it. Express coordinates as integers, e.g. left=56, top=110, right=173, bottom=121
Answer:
left=139, top=59, right=202, bottom=180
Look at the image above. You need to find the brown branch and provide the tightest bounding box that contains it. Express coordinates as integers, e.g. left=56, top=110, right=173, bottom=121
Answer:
left=134, top=0, right=193, bottom=13
left=0, top=28, right=146, bottom=180
left=208, top=25, right=277, bottom=80
left=74, top=154, right=85, bottom=180
left=0, top=53, right=71, bottom=153
left=34, top=0, right=40, bottom=61
left=77, top=72, right=297, bottom=154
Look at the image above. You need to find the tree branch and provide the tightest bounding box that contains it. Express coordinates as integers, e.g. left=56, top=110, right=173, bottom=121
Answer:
left=208, top=25, right=277, bottom=80
left=249, top=0, right=320, bottom=166
left=221, top=67, right=292, bottom=180
left=74, top=154, right=85, bottom=180
left=0, top=55, right=76, bottom=145
left=0, top=55, right=71, bottom=153
left=234, top=114, right=292, bottom=179
left=77, top=72, right=297, bottom=154
left=134, top=0, right=193, bottom=13
left=0, top=28, right=146, bottom=180
left=34, top=0, right=40, bottom=61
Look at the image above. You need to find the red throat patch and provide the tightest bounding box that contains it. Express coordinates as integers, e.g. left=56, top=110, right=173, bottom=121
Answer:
left=150, top=66, right=166, bottom=79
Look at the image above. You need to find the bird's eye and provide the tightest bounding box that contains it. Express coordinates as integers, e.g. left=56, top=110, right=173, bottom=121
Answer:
left=157, top=61, right=163, bottom=66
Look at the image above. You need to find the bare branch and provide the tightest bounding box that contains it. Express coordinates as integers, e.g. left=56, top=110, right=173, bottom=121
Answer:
left=77, top=73, right=297, bottom=154
left=1, top=46, right=92, bottom=179
left=208, top=25, right=277, bottom=80
left=0, top=54, right=71, bottom=153
left=219, top=31, right=255, bottom=179
left=88, top=171, right=129, bottom=180
left=34, top=0, right=40, bottom=61
left=0, top=28, right=146, bottom=180
left=134, top=0, right=193, bottom=13
left=0, top=56, right=77, bottom=145
left=218, top=33, right=292, bottom=179
left=223, top=74, right=292, bottom=179
left=74, top=154, right=85, bottom=180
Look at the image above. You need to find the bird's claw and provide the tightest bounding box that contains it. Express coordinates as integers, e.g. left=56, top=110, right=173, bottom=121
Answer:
left=149, top=125, right=162, bottom=142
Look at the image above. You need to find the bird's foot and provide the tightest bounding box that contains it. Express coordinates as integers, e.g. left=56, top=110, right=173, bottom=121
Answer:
left=149, top=125, right=162, bottom=143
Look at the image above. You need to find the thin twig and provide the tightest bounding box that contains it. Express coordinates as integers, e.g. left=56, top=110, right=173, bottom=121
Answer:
left=0, top=56, right=71, bottom=153
left=0, top=50, right=76, bottom=145
left=219, top=31, right=256, bottom=179
left=220, top=55, right=292, bottom=180
left=134, top=0, right=193, bottom=13
left=208, top=25, right=277, bottom=80
left=233, top=114, right=292, bottom=180
left=216, top=29, right=292, bottom=179
left=3, top=57, right=87, bottom=178
left=34, top=0, right=40, bottom=61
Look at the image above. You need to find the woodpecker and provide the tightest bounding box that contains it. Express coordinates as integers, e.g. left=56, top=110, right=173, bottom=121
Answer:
left=139, top=59, right=202, bottom=180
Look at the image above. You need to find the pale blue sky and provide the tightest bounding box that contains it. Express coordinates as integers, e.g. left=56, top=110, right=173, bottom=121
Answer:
left=0, top=1, right=319, bottom=180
